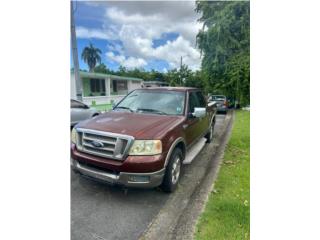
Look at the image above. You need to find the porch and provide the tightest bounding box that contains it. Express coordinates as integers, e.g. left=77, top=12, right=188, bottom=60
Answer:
left=71, top=71, right=143, bottom=107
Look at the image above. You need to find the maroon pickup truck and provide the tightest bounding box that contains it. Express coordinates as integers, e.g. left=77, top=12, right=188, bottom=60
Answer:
left=71, top=87, right=217, bottom=192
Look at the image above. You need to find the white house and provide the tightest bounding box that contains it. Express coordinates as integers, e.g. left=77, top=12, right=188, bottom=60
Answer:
left=71, top=71, right=143, bottom=105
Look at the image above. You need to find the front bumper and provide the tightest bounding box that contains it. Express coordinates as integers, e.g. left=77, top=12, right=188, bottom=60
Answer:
left=71, top=158, right=165, bottom=188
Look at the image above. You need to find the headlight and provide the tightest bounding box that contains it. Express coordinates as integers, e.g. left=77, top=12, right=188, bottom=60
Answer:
left=129, top=140, right=162, bottom=155
left=71, top=128, right=77, bottom=144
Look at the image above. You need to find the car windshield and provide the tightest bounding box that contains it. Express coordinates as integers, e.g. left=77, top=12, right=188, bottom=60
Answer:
left=115, top=90, right=185, bottom=115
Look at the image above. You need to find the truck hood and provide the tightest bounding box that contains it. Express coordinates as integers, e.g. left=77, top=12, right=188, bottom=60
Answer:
left=76, top=111, right=184, bottom=139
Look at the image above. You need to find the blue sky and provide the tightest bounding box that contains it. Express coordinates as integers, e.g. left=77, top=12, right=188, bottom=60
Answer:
left=71, top=1, right=202, bottom=72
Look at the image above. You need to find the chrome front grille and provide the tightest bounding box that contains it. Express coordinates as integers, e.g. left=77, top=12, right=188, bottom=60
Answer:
left=75, top=128, right=134, bottom=160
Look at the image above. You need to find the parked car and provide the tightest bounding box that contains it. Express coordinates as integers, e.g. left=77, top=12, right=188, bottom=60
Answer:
left=71, top=87, right=217, bottom=192
left=70, top=99, right=100, bottom=127
left=209, top=95, right=228, bottom=113
left=227, top=97, right=235, bottom=108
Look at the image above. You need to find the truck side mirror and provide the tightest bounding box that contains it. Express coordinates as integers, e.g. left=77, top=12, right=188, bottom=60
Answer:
left=192, top=107, right=206, bottom=118
left=187, top=112, right=194, bottom=118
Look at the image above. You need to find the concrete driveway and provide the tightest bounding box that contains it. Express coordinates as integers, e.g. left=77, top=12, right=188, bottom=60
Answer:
left=71, top=114, right=226, bottom=240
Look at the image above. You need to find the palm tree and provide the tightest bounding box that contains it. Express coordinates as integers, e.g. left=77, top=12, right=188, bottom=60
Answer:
left=81, top=43, right=102, bottom=72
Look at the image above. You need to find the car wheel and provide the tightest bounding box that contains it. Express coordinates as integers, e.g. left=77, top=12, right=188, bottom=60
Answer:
left=92, top=113, right=99, bottom=117
left=161, top=148, right=182, bottom=193
left=205, top=120, right=215, bottom=143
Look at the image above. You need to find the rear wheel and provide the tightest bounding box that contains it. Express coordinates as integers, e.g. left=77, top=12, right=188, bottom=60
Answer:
left=205, top=119, right=215, bottom=143
left=161, top=148, right=182, bottom=193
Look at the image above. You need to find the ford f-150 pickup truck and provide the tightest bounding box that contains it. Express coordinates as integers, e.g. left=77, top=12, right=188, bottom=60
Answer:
left=71, top=87, right=217, bottom=192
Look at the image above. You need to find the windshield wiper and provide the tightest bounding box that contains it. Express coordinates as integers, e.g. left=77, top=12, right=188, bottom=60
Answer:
left=136, top=108, right=167, bottom=115
left=114, top=106, right=134, bottom=112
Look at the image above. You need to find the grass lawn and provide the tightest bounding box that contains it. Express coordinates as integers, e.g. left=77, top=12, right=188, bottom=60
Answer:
left=91, top=103, right=113, bottom=112
left=195, top=110, right=250, bottom=240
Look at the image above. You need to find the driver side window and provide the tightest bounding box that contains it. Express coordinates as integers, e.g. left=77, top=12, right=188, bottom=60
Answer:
left=196, top=91, right=206, bottom=108
left=188, top=92, right=200, bottom=113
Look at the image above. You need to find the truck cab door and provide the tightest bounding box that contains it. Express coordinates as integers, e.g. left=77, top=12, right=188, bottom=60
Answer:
left=184, top=91, right=203, bottom=146
left=195, top=91, right=210, bottom=135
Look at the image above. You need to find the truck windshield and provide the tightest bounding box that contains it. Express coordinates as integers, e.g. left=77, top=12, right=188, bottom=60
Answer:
left=115, top=90, right=185, bottom=115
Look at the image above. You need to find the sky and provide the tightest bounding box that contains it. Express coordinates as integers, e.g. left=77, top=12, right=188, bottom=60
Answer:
left=71, top=1, right=203, bottom=72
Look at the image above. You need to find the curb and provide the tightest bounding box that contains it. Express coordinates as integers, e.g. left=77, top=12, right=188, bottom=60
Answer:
left=139, top=111, right=235, bottom=240
left=169, top=110, right=235, bottom=240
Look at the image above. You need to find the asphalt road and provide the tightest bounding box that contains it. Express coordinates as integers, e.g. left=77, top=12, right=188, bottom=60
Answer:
left=71, top=114, right=226, bottom=240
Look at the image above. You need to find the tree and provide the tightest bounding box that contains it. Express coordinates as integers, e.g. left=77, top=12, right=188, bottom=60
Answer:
left=118, top=65, right=128, bottom=76
left=184, top=70, right=207, bottom=89
left=81, top=43, right=102, bottom=72
left=164, top=68, right=180, bottom=86
left=94, top=63, right=113, bottom=74
left=196, top=1, right=250, bottom=105
left=149, top=69, right=165, bottom=82
left=179, top=64, right=193, bottom=86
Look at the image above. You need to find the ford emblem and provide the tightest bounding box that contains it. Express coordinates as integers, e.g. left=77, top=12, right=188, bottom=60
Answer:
left=90, top=140, right=104, bottom=148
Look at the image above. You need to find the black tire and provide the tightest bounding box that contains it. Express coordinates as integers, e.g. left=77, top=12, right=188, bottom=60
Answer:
left=161, top=148, right=183, bottom=193
left=205, top=119, right=215, bottom=143
left=92, top=113, right=99, bottom=117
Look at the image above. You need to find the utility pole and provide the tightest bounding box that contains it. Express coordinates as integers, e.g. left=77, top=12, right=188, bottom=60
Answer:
left=180, top=56, right=182, bottom=85
left=71, top=1, right=83, bottom=101
left=180, top=55, right=189, bottom=86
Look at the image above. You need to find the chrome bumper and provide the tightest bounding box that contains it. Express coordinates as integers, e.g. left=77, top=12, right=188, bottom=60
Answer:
left=71, top=158, right=165, bottom=188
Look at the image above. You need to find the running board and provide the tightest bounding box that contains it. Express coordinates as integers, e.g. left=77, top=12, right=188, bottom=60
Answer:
left=183, top=137, right=207, bottom=164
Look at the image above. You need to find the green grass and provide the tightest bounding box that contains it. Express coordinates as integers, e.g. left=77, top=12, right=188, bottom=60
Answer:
left=91, top=103, right=113, bottom=112
left=195, top=110, right=250, bottom=240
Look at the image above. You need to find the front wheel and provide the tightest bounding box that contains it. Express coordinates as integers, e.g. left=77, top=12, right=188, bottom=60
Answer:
left=161, top=148, right=182, bottom=193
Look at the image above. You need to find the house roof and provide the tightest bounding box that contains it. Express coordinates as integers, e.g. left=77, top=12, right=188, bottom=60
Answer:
left=72, top=70, right=143, bottom=82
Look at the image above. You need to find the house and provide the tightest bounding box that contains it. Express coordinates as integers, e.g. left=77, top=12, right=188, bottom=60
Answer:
left=71, top=71, right=143, bottom=105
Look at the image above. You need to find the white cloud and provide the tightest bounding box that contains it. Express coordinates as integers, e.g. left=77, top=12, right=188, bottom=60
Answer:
left=106, top=52, right=147, bottom=69
left=107, top=43, right=124, bottom=55
left=79, top=1, right=203, bottom=70
left=76, top=26, right=117, bottom=40
left=105, top=5, right=202, bottom=45
left=116, top=32, right=201, bottom=70
left=153, top=36, right=201, bottom=70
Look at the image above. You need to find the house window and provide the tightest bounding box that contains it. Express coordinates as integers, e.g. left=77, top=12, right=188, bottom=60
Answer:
left=90, top=79, right=105, bottom=93
left=112, top=80, right=128, bottom=95
left=116, top=80, right=127, bottom=91
left=112, top=80, right=117, bottom=93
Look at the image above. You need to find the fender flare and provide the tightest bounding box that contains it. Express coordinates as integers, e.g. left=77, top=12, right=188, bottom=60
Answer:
left=163, top=137, right=186, bottom=168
